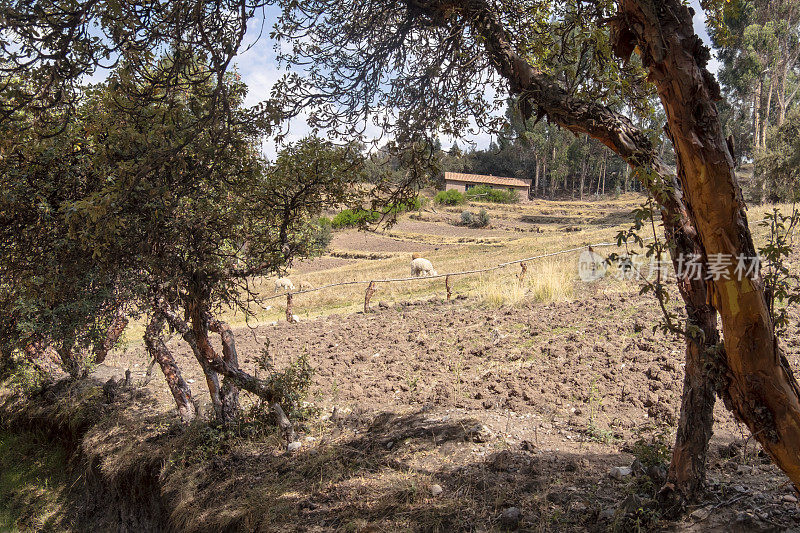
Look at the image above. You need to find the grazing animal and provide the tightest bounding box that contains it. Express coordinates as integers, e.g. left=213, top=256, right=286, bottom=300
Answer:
left=274, top=277, right=296, bottom=292
left=298, top=281, right=315, bottom=291
left=411, top=257, right=437, bottom=277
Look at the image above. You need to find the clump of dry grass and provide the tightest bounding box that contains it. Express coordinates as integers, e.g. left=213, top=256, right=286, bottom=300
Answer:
left=476, top=257, right=576, bottom=307
left=527, top=257, right=575, bottom=303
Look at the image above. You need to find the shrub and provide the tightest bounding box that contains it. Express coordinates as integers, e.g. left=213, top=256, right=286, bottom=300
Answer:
left=331, top=208, right=380, bottom=228
left=465, top=185, right=519, bottom=204
left=435, top=189, right=465, bottom=205
left=331, top=197, right=421, bottom=228
left=475, top=208, right=490, bottom=228
left=459, top=209, right=489, bottom=228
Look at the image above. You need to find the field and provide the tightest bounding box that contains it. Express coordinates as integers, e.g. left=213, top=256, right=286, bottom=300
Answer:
left=5, top=194, right=800, bottom=532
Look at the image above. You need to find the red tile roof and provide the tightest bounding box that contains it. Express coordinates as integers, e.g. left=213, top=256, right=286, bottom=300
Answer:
left=444, top=172, right=529, bottom=188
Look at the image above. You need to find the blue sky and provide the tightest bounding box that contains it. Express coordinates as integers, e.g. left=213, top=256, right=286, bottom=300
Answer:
left=232, top=1, right=720, bottom=157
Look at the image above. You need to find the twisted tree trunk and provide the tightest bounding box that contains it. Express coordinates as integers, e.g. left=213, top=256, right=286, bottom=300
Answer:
left=618, top=0, right=800, bottom=489
left=143, top=314, right=197, bottom=422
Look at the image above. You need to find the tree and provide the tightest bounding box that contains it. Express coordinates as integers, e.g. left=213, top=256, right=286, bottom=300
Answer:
left=757, top=107, right=800, bottom=201
left=268, top=0, right=800, bottom=509
left=2, top=51, right=365, bottom=424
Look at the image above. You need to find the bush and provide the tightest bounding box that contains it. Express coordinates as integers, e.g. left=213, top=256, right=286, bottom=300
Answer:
left=465, top=185, right=519, bottom=204
left=331, top=208, right=380, bottom=228
left=475, top=208, right=490, bottom=228
left=331, top=197, right=421, bottom=229
left=435, top=189, right=465, bottom=205
left=459, top=209, right=490, bottom=228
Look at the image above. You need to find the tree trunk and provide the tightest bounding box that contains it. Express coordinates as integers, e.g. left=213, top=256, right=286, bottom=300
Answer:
left=144, top=314, right=197, bottom=422
left=208, top=318, right=242, bottom=425
left=761, top=73, right=775, bottom=151
left=753, top=79, right=762, bottom=153
left=159, top=302, right=283, bottom=406
left=541, top=146, right=548, bottom=197
left=619, top=0, right=800, bottom=490
left=579, top=149, right=589, bottom=199
left=93, top=307, right=128, bottom=364
left=188, top=298, right=239, bottom=425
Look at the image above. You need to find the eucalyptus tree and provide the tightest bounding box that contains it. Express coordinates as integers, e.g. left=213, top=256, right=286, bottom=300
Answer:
left=269, top=0, right=800, bottom=508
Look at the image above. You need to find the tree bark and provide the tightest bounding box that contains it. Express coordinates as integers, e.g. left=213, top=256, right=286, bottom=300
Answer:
left=208, top=318, right=242, bottom=424
left=93, top=307, right=128, bottom=364
left=187, top=298, right=239, bottom=425
left=579, top=148, right=588, bottom=200
left=144, top=314, right=197, bottom=422
left=619, top=0, right=800, bottom=490
left=159, top=303, right=282, bottom=405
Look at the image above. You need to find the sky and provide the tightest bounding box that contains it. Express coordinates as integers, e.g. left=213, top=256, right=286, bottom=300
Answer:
left=232, top=2, right=721, bottom=158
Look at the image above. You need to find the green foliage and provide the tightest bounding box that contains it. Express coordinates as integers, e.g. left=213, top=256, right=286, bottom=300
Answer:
left=758, top=109, right=800, bottom=201
left=476, top=208, right=490, bottom=228
left=460, top=211, right=474, bottom=226
left=435, top=189, right=465, bottom=205
left=465, top=185, right=518, bottom=204
left=758, top=207, right=800, bottom=335
left=630, top=426, right=672, bottom=469
left=331, top=208, right=381, bottom=228
left=253, top=345, right=315, bottom=420
left=331, top=198, right=420, bottom=228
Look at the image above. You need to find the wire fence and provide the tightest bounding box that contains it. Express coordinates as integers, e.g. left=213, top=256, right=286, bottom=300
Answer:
left=260, top=238, right=630, bottom=320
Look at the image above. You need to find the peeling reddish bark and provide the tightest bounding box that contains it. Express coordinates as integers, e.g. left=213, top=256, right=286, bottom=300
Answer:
left=619, top=0, right=800, bottom=489
left=93, top=307, right=128, bottom=364
left=143, top=315, right=196, bottom=422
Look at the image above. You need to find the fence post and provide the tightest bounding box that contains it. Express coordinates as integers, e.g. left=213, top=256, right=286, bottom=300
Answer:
left=518, top=262, right=527, bottom=282
left=364, top=281, right=376, bottom=313
left=286, top=292, right=296, bottom=323
left=445, top=275, right=452, bottom=300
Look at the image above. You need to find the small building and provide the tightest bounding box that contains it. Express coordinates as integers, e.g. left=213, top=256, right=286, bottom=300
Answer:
left=444, top=172, right=530, bottom=200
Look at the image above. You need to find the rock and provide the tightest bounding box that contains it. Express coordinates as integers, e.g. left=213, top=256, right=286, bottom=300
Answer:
left=385, top=440, right=394, bottom=449
left=736, top=464, right=752, bottom=475
left=465, top=424, right=494, bottom=443
left=430, top=484, right=443, bottom=497
left=291, top=314, right=300, bottom=322
left=783, top=494, right=798, bottom=503
left=500, top=507, right=521, bottom=529
left=690, top=505, right=713, bottom=521
left=287, top=441, right=302, bottom=453
left=187, top=379, right=195, bottom=384
left=609, top=466, right=632, bottom=480
left=598, top=507, right=616, bottom=520
left=378, top=301, right=390, bottom=309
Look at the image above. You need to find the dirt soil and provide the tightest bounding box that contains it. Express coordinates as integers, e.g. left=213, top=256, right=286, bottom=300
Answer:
left=96, top=286, right=800, bottom=532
